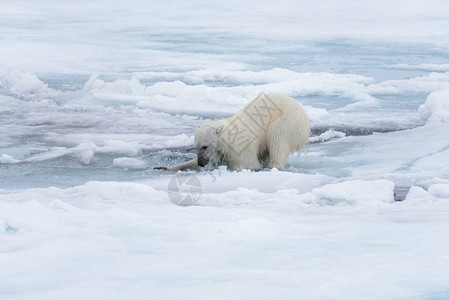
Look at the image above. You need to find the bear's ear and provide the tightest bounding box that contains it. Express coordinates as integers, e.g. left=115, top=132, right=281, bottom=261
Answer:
left=215, top=125, right=224, bottom=135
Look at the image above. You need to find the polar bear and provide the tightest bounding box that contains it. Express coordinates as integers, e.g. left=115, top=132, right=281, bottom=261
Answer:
left=154, top=93, right=310, bottom=171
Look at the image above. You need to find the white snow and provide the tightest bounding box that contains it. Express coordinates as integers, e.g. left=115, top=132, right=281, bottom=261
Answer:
left=308, top=130, right=346, bottom=143
left=1, top=176, right=449, bottom=300
left=311, top=179, right=395, bottom=205
left=428, top=183, right=449, bottom=199
left=113, top=157, right=148, bottom=170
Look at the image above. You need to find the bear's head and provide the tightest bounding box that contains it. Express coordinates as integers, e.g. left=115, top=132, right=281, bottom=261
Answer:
left=194, top=122, right=224, bottom=167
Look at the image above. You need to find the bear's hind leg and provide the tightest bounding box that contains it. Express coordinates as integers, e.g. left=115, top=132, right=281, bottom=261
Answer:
left=265, top=117, right=296, bottom=169
left=266, top=140, right=291, bottom=169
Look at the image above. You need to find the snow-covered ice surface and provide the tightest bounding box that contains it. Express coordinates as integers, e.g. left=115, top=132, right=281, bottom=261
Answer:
left=1, top=0, right=449, bottom=299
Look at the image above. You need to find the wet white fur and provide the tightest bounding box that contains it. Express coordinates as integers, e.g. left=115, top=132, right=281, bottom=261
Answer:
left=164, top=93, right=310, bottom=171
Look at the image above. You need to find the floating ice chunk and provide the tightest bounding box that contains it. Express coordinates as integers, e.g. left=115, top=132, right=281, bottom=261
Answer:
left=84, top=75, right=145, bottom=95
left=312, top=180, right=395, bottom=205
left=165, top=134, right=194, bottom=148
left=0, top=64, right=57, bottom=100
left=1, top=141, right=149, bottom=165
left=0, top=154, right=20, bottom=164
left=74, top=143, right=95, bottom=165
left=403, top=185, right=448, bottom=205
left=88, top=69, right=381, bottom=116
left=104, top=76, right=145, bottom=94
left=367, top=72, right=449, bottom=95
left=21, top=143, right=96, bottom=164
left=405, top=186, right=432, bottom=202
left=82, top=73, right=102, bottom=93
left=21, top=147, right=70, bottom=162
left=96, top=140, right=142, bottom=156
left=418, top=89, right=449, bottom=122
left=136, top=68, right=374, bottom=87
left=404, top=184, right=449, bottom=204
left=113, top=157, right=147, bottom=170
left=304, top=106, right=331, bottom=121
left=309, top=130, right=346, bottom=143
